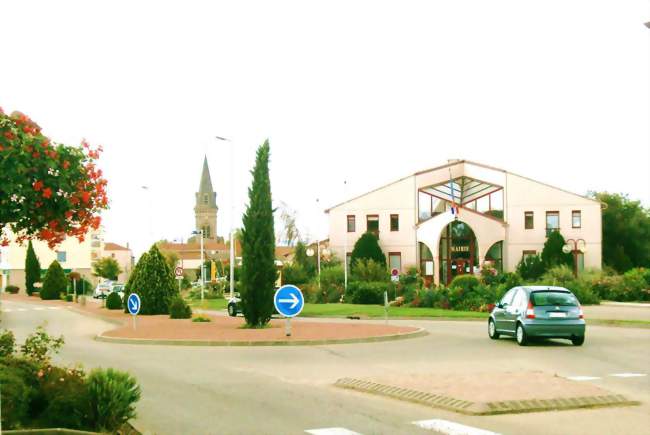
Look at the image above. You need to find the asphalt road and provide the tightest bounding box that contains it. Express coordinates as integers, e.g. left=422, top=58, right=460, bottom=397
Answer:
left=2, top=298, right=649, bottom=435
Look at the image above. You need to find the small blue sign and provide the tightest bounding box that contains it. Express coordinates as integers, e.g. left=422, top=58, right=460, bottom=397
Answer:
left=127, top=293, right=141, bottom=316
left=273, top=285, right=304, bottom=318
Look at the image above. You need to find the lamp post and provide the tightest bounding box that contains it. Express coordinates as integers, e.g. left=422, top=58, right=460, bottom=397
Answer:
left=191, top=229, right=205, bottom=301
left=562, top=238, right=586, bottom=278
left=343, top=180, right=348, bottom=294
left=215, top=135, right=235, bottom=300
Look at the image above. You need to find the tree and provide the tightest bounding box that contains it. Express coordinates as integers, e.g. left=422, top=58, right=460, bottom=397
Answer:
left=276, top=201, right=300, bottom=246
left=541, top=231, right=573, bottom=269
left=25, top=240, right=41, bottom=295
left=92, top=257, right=122, bottom=281
left=40, top=260, right=67, bottom=300
left=350, top=232, right=386, bottom=268
left=293, top=241, right=316, bottom=277
left=0, top=108, right=109, bottom=248
left=240, top=140, right=277, bottom=327
left=124, top=245, right=177, bottom=315
left=591, top=192, right=650, bottom=272
left=160, top=250, right=180, bottom=272
left=517, top=254, right=545, bottom=280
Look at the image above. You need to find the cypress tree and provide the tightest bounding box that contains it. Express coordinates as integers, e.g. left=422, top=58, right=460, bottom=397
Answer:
left=41, top=260, right=67, bottom=300
left=240, top=140, right=277, bottom=327
left=350, top=232, right=386, bottom=268
left=541, top=231, right=573, bottom=269
left=25, top=240, right=41, bottom=295
left=125, top=245, right=177, bottom=315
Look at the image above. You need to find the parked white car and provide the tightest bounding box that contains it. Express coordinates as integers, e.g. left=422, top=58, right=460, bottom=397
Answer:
left=93, top=280, right=113, bottom=299
left=110, top=283, right=125, bottom=300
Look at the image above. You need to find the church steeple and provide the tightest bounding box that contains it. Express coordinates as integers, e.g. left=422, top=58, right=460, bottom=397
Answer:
left=195, top=155, right=218, bottom=240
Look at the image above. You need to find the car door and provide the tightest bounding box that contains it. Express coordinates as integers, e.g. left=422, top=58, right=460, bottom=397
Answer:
left=504, top=289, right=526, bottom=333
left=494, top=288, right=517, bottom=331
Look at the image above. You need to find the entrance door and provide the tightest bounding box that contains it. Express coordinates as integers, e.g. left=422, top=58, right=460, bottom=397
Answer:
left=439, top=221, right=477, bottom=285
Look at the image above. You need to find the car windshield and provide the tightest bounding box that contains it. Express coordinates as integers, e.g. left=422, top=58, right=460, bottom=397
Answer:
left=530, top=291, right=578, bottom=307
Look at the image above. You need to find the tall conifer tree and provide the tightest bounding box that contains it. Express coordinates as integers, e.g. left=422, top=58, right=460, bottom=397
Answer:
left=25, top=240, right=41, bottom=295
left=240, top=140, right=277, bottom=327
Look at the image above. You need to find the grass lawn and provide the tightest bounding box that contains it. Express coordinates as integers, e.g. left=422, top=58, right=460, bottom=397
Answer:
left=187, top=298, right=487, bottom=320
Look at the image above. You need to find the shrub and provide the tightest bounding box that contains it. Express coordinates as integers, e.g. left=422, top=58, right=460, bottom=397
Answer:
left=591, top=274, right=624, bottom=300
left=348, top=281, right=391, bottom=305
left=401, top=266, right=420, bottom=286
left=87, top=368, right=141, bottom=432
left=0, top=329, right=16, bottom=357
left=449, top=275, right=480, bottom=292
left=541, top=265, right=575, bottom=286
left=21, top=325, right=65, bottom=364
left=350, top=232, right=386, bottom=267
left=622, top=268, right=650, bottom=301
left=64, top=294, right=74, bottom=302
left=564, top=280, right=600, bottom=305
left=40, top=260, right=67, bottom=300
left=0, top=361, right=34, bottom=429
left=5, top=285, right=19, bottom=294
left=320, top=266, right=345, bottom=303
left=541, top=230, right=573, bottom=268
left=502, top=272, right=522, bottom=289
left=351, top=258, right=389, bottom=282
left=480, top=264, right=500, bottom=285
left=126, top=245, right=178, bottom=315
left=192, top=315, right=211, bottom=322
left=34, top=366, right=90, bottom=430
left=106, top=292, right=123, bottom=310
left=517, top=254, right=545, bottom=280
left=282, top=263, right=310, bottom=286
left=169, top=296, right=192, bottom=319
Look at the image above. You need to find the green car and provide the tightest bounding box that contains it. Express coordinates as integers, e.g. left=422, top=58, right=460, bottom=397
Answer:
left=488, top=286, right=585, bottom=346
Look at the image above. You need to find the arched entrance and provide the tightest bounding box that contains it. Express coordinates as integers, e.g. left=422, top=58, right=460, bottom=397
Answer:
left=439, top=221, right=478, bottom=285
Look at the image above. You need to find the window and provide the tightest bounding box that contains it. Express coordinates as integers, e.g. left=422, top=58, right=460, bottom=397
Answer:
left=390, top=214, right=399, bottom=231
left=202, top=226, right=211, bottom=239
left=500, top=288, right=517, bottom=306
left=524, top=211, right=534, bottom=229
left=366, top=215, right=379, bottom=234
left=522, top=250, right=536, bottom=260
left=203, top=194, right=208, bottom=204
left=389, top=252, right=401, bottom=271
left=57, top=251, right=67, bottom=263
left=512, top=289, right=527, bottom=310
left=347, top=215, right=356, bottom=233
left=545, top=211, right=559, bottom=236
left=572, top=210, right=581, bottom=228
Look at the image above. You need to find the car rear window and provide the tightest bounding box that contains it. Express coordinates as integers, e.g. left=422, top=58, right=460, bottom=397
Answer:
left=530, top=291, right=578, bottom=307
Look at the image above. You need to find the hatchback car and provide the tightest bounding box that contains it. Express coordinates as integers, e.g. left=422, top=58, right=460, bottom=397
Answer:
left=92, top=280, right=113, bottom=299
left=488, top=286, right=585, bottom=346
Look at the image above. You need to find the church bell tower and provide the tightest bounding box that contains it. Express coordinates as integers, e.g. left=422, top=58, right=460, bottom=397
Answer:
left=195, top=156, right=218, bottom=240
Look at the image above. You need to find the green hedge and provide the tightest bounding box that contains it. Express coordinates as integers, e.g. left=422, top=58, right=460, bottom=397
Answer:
left=169, top=296, right=192, bottom=319
left=106, top=292, right=123, bottom=310
left=347, top=281, right=392, bottom=305
left=5, top=285, right=19, bottom=294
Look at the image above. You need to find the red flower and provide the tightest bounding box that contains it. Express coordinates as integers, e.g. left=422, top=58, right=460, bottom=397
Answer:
left=65, top=211, right=73, bottom=219
left=0, top=239, right=8, bottom=247
left=3, top=131, right=15, bottom=140
left=32, top=152, right=40, bottom=158
left=81, top=191, right=91, bottom=203
left=42, top=188, right=53, bottom=199
left=41, top=139, right=50, bottom=148
left=33, top=180, right=44, bottom=191
left=63, top=160, right=70, bottom=169
left=0, top=145, right=3, bottom=152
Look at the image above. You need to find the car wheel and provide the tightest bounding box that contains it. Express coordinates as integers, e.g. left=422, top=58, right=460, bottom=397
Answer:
left=516, top=323, right=528, bottom=346
left=488, top=319, right=500, bottom=339
left=227, top=303, right=237, bottom=317
left=571, top=335, right=585, bottom=346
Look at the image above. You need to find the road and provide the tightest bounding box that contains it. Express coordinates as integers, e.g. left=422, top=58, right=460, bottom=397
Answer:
left=2, top=298, right=649, bottom=435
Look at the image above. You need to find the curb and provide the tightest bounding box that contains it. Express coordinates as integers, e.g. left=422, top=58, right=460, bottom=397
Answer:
left=334, top=378, right=640, bottom=416
left=94, top=328, right=428, bottom=347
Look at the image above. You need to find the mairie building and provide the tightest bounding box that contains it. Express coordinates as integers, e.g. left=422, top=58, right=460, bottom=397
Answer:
left=326, top=159, right=602, bottom=286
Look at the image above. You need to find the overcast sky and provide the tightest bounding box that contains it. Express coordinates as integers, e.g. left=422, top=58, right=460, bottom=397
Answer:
left=2, top=1, right=649, bottom=257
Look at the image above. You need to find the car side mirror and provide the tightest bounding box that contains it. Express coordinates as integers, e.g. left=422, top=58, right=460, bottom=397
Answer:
left=496, top=302, right=503, bottom=309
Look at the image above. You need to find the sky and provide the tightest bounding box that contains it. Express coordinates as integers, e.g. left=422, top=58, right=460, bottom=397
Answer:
left=2, top=1, right=649, bottom=258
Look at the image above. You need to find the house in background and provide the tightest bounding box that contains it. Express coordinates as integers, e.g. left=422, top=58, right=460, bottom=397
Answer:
left=326, top=159, right=602, bottom=286
left=102, top=242, right=134, bottom=283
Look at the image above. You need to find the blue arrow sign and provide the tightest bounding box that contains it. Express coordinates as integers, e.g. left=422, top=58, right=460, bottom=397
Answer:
left=127, top=293, right=141, bottom=316
left=273, top=285, right=304, bottom=318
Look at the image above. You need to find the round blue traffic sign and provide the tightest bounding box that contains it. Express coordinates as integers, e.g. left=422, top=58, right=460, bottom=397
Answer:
left=273, top=285, right=304, bottom=318
left=127, top=293, right=141, bottom=316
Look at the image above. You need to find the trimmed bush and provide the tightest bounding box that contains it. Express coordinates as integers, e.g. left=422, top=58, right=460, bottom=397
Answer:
left=106, top=292, right=123, bottom=310
left=0, top=329, right=16, bottom=357
left=40, top=260, right=67, bottom=300
left=64, top=293, right=73, bottom=302
left=169, top=296, right=192, bottom=319
left=351, top=258, right=389, bottom=282
left=541, top=231, right=573, bottom=268
left=192, top=315, right=211, bottom=322
left=350, top=232, right=386, bottom=267
left=5, top=285, right=19, bottom=294
left=282, top=263, right=310, bottom=286
left=87, top=368, right=141, bottom=432
left=348, top=281, right=391, bottom=305
left=125, top=245, right=178, bottom=315
left=449, top=275, right=480, bottom=292
left=517, top=254, right=545, bottom=280
left=319, top=265, right=345, bottom=303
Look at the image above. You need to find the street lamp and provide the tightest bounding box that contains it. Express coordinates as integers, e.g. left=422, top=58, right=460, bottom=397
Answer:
left=562, top=239, right=586, bottom=278
left=215, top=135, right=236, bottom=300
left=191, top=229, right=205, bottom=301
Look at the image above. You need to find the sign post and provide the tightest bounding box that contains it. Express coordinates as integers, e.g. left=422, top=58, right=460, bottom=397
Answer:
left=273, top=285, right=305, bottom=337
left=127, top=293, right=141, bottom=331
left=174, top=266, right=184, bottom=293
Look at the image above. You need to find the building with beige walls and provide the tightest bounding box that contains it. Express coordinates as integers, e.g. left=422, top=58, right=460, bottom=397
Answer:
left=0, top=229, right=103, bottom=291
left=102, top=242, right=134, bottom=283
left=326, top=160, right=602, bottom=286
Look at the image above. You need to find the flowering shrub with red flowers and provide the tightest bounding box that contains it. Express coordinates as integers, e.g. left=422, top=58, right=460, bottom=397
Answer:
left=0, top=108, right=108, bottom=248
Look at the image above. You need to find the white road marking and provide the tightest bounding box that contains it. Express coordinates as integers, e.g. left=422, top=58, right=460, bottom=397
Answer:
left=1, top=309, right=13, bottom=312
left=413, top=419, right=501, bottom=435
left=610, top=373, right=647, bottom=378
left=305, top=428, right=362, bottom=435
left=567, top=376, right=601, bottom=381
left=17, top=308, right=28, bottom=312
left=33, top=307, right=46, bottom=311
left=47, top=306, right=60, bottom=310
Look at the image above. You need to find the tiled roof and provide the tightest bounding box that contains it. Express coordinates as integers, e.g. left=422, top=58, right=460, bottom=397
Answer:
left=104, top=242, right=130, bottom=251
